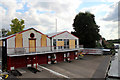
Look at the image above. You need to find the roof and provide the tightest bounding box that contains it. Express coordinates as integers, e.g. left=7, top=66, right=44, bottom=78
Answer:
left=0, top=33, right=16, bottom=40
left=0, top=28, right=49, bottom=40
left=47, top=31, right=65, bottom=37
left=46, top=31, right=78, bottom=38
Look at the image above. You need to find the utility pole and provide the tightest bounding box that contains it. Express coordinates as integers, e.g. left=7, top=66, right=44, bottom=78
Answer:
left=56, top=18, right=57, bottom=50
left=56, top=18, right=57, bottom=33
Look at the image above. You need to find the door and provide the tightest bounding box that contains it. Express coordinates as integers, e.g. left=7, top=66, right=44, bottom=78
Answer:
left=56, top=53, right=64, bottom=62
left=29, top=39, right=36, bottom=52
left=27, top=56, right=37, bottom=68
left=27, top=56, right=33, bottom=67
left=38, top=54, right=48, bottom=64
left=70, top=52, right=75, bottom=60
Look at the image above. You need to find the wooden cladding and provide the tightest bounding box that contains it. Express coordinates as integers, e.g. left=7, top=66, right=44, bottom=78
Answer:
left=41, top=35, right=47, bottom=47
left=0, top=40, right=2, bottom=46
left=29, top=39, right=36, bottom=52
left=15, top=34, right=23, bottom=48
left=69, top=40, right=75, bottom=49
left=57, top=41, right=64, bottom=46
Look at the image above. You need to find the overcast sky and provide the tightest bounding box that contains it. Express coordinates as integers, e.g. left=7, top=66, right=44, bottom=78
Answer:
left=0, top=0, right=119, bottom=40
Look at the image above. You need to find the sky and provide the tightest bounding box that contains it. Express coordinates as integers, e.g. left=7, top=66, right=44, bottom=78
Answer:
left=0, top=0, right=119, bottom=40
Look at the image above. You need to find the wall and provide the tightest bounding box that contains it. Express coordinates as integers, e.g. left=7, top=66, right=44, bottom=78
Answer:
left=7, top=29, right=51, bottom=54
left=51, top=32, right=79, bottom=50
left=7, top=37, right=15, bottom=54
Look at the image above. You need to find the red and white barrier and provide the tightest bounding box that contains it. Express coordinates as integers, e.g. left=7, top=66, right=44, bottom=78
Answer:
left=64, top=53, right=66, bottom=61
left=48, top=55, right=51, bottom=64
left=54, top=54, right=57, bottom=63
left=75, top=52, right=78, bottom=59
left=67, top=52, right=70, bottom=61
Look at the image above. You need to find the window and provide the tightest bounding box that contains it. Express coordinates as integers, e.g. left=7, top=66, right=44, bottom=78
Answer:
left=58, top=46, right=62, bottom=49
left=53, top=39, right=56, bottom=49
left=41, top=35, right=47, bottom=47
left=57, top=39, right=63, bottom=49
left=67, top=39, right=69, bottom=49
left=30, top=33, right=35, bottom=38
left=15, top=34, right=23, bottom=48
left=58, top=39, right=62, bottom=41
left=64, top=39, right=67, bottom=49
left=75, top=39, right=77, bottom=48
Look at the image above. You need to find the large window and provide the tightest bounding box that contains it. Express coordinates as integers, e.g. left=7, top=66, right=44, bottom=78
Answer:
left=53, top=39, right=71, bottom=50
left=53, top=39, right=56, bottom=49
left=67, top=39, right=69, bottom=49
left=58, top=46, right=62, bottom=49
left=64, top=39, right=67, bottom=49
left=75, top=39, right=77, bottom=48
left=63, top=39, right=69, bottom=49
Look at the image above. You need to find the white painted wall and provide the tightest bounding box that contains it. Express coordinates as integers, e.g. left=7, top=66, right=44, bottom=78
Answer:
left=7, top=29, right=51, bottom=54
left=51, top=32, right=79, bottom=50
left=7, top=36, right=15, bottom=54
left=53, top=32, right=78, bottom=39
left=22, top=29, right=51, bottom=53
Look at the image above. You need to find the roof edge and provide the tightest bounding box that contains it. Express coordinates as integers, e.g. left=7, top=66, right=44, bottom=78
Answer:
left=6, top=28, right=50, bottom=39
left=51, top=31, right=79, bottom=39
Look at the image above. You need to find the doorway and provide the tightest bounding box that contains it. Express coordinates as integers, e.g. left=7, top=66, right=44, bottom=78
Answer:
left=29, top=39, right=36, bottom=53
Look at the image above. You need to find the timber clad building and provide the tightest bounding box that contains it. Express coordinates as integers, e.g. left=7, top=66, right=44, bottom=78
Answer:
left=0, top=28, right=81, bottom=71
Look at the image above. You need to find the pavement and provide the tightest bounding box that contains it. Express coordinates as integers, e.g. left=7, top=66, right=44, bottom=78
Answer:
left=9, top=55, right=111, bottom=79
left=108, top=52, right=120, bottom=78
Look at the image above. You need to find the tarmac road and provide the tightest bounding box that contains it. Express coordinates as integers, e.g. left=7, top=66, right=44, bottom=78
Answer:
left=41, top=55, right=111, bottom=78
left=11, top=55, right=111, bottom=79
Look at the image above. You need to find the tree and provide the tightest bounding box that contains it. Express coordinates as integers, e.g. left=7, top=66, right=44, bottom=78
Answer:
left=72, top=12, right=100, bottom=48
left=7, top=18, right=25, bottom=35
left=0, top=28, right=9, bottom=37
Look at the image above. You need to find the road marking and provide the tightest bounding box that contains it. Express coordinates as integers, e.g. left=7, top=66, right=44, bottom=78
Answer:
left=38, top=65, right=70, bottom=79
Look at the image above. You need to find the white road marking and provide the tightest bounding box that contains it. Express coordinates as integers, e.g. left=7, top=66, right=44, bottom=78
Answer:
left=38, top=65, right=70, bottom=79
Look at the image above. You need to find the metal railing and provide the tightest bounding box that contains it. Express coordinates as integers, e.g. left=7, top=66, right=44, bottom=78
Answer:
left=82, top=48, right=103, bottom=55
left=7, top=45, right=83, bottom=55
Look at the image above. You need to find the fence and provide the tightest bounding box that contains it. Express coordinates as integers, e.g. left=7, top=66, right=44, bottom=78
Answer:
left=82, top=48, right=103, bottom=55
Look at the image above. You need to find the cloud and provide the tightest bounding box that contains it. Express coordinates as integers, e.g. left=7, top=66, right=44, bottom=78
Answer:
left=0, top=0, right=118, bottom=40
left=0, top=0, right=82, bottom=34
left=80, top=4, right=110, bottom=16
left=81, top=0, right=119, bottom=2
left=103, top=2, right=119, bottom=22
left=79, top=2, right=118, bottom=40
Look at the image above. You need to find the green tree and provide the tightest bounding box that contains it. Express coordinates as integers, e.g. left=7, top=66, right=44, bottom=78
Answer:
left=72, top=12, right=100, bottom=48
left=7, top=18, right=25, bottom=35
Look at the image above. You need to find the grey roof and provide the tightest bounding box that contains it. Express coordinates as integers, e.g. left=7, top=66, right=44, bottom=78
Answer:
left=46, top=31, right=67, bottom=37
left=0, top=28, right=42, bottom=40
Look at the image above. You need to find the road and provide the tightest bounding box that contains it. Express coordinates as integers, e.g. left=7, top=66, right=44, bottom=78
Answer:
left=11, top=55, right=111, bottom=79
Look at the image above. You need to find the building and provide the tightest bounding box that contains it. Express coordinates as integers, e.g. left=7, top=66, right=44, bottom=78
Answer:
left=47, top=31, right=79, bottom=50
left=47, top=31, right=80, bottom=62
left=0, top=28, right=81, bottom=71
